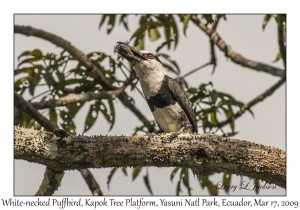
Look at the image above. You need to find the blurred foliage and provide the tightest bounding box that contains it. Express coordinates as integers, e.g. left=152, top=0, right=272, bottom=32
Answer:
left=262, top=14, right=286, bottom=65
left=15, top=14, right=279, bottom=195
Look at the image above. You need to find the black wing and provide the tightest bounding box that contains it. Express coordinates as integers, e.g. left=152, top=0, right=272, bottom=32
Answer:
left=166, top=76, right=198, bottom=133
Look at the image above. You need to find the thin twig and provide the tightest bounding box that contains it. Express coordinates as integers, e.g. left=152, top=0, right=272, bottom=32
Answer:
left=178, top=62, right=211, bottom=79
left=190, top=15, right=285, bottom=78
left=28, top=89, right=51, bottom=102
left=80, top=169, right=103, bottom=196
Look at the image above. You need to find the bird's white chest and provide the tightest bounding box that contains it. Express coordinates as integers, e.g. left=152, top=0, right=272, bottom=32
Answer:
left=152, top=103, right=183, bottom=132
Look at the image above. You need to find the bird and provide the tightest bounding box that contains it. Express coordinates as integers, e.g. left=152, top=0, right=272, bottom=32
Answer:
left=115, top=42, right=197, bottom=134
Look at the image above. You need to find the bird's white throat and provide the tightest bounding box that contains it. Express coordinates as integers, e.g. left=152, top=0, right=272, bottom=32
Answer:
left=134, top=59, right=166, bottom=98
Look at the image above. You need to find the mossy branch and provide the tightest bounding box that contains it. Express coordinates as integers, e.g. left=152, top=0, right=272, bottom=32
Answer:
left=14, top=126, right=286, bottom=189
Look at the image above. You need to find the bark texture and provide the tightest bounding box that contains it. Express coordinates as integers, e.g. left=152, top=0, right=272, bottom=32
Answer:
left=14, top=126, right=286, bottom=188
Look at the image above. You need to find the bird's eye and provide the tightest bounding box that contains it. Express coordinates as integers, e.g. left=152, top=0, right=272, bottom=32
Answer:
left=146, top=54, right=154, bottom=59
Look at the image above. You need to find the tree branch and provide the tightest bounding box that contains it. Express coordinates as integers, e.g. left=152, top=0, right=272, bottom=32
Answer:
left=80, top=169, right=103, bottom=196
left=35, top=167, right=64, bottom=196
left=14, top=126, right=286, bottom=189
left=190, top=15, right=285, bottom=77
left=32, top=85, right=127, bottom=110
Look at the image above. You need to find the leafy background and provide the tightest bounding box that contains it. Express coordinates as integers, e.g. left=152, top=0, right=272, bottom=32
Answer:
left=14, top=15, right=285, bottom=195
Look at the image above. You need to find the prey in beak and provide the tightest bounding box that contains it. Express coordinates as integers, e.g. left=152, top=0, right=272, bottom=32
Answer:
left=115, top=42, right=147, bottom=66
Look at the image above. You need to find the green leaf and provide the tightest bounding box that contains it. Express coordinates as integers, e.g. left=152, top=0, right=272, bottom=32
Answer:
left=222, top=173, right=232, bottom=193
left=253, top=178, right=260, bottom=194
left=83, top=103, right=98, bottom=133
left=209, top=90, right=219, bottom=104
left=28, top=71, right=41, bottom=96
left=170, top=167, right=180, bottom=182
left=43, top=67, right=54, bottom=88
left=198, top=175, right=209, bottom=189
left=176, top=180, right=182, bottom=196
left=272, top=52, right=282, bottom=63
left=121, top=166, right=128, bottom=176
left=143, top=170, right=153, bottom=195
left=96, top=100, right=114, bottom=131
left=107, top=167, right=117, bottom=189
left=59, top=110, right=76, bottom=135
left=99, top=15, right=108, bottom=29
left=247, top=108, right=255, bottom=118
left=49, top=107, right=58, bottom=127
left=108, top=100, right=115, bottom=131
left=182, top=14, right=191, bottom=36
left=207, top=183, right=218, bottom=196
left=216, top=14, right=227, bottom=21
left=119, top=14, right=129, bottom=31
left=18, top=49, right=43, bottom=61
left=202, top=14, right=214, bottom=25
left=17, top=49, right=43, bottom=67
left=67, top=101, right=84, bottom=117
left=148, top=28, right=161, bottom=42
left=55, top=71, right=65, bottom=83
left=107, top=15, right=116, bottom=34
left=210, top=111, right=217, bottom=125
left=181, top=168, right=192, bottom=195
left=262, top=14, right=273, bottom=31
left=132, top=166, right=142, bottom=181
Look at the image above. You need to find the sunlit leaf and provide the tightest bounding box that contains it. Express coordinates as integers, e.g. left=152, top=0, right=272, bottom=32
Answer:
left=182, top=14, right=191, bottom=36
left=148, top=28, right=161, bottom=42
left=272, top=52, right=282, bottom=63
left=49, top=107, right=58, bottom=127
left=207, top=182, right=218, bottom=196
left=132, top=166, right=142, bottom=181
left=170, top=167, right=180, bottom=182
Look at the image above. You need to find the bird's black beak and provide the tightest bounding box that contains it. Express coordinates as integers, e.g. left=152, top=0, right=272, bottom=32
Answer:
left=115, top=42, right=147, bottom=65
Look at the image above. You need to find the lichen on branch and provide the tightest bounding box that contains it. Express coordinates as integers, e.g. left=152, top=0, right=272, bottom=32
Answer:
left=14, top=126, right=286, bottom=189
